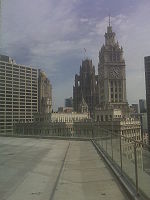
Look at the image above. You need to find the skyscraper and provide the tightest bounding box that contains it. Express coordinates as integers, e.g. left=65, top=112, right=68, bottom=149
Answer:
left=0, top=55, right=52, bottom=134
left=139, top=99, right=147, bottom=113
left=98, top=22, right=128, bottom=114
left=144, top=56, right=150, bottom=143
left=65, top=97, right=73, bottom=107
left=73, top=59, right=99, bottom=115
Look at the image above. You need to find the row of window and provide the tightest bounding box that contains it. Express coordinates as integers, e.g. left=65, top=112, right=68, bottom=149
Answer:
left=0, top=90, right=37, bottom=93
left=0, top=77, right=37, bottom=82
left=0, top=101, right=37, bottom=105
left=111, top=88, right=122, bottom=92
left=96, top=115, right=112, bottom=122
left=0, top=65, right=37, bottom=72
left=111, top=94, right=122, bottom=98
left=0, top=70, right=37, bottom=77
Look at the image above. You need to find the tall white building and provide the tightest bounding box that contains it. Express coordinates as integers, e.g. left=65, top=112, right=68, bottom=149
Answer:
left=0, top=55, right=52, bottom=134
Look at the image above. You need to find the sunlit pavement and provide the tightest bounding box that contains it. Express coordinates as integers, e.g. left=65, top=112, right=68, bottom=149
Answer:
left=0, top=137, right=129, bottom=200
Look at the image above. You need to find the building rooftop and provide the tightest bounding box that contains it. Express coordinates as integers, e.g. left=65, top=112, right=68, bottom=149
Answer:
left=0, top=137, right=129, bottom=200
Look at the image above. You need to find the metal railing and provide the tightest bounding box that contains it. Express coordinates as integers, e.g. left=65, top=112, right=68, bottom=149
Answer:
left=93, top=130, right=150, bottom=200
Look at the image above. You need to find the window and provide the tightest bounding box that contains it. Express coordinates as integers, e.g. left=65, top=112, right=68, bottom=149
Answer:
left=105, top=115, right=108, bottom=121
left=97, top=115, right=99, bottom=122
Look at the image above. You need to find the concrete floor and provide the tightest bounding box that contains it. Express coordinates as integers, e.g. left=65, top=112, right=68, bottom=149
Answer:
left=0, top=137, right=129, bottom=200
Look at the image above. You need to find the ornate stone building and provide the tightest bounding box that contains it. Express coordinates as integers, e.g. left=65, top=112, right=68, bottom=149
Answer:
left=38, top=70, right=52, bottom=114
left=51, top=112, right=89, bottom=123
left=73, top=59, right=99, bottom=116
left=79, top=96, right=89, bottom=113
left=98, top=22, right=128, bottom=114
left=95, top=19, right=141, bottom=143
left=15, top=110, right=90, bottom=137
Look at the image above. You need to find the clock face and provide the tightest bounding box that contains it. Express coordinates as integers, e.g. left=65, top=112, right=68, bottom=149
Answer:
left=110, top=66, right=120, bottom=78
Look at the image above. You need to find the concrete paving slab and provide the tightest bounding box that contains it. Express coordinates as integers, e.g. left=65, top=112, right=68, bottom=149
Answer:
left=0, top=137, right=129, bottom=200
left=53, top=141, right=129, bottom=200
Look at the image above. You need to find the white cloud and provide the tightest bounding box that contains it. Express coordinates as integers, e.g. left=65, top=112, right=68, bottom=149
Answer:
left=80, top=18, right=89, bottom=23
left=1, top=0, right=150, bottom=108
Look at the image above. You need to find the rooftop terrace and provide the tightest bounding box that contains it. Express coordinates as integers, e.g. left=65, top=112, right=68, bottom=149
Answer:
left=0, top=137, right=130, bottom=200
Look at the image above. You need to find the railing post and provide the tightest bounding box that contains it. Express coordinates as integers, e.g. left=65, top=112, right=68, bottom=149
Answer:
left=106, top=136, right=107, bottom=152
left=119, top=134, right=123, bottom=173
left=134, top=142, right=139, bottom=195
left=111, top=121, right=114, bottom=161
left=111, top=132, right=113, bottom=160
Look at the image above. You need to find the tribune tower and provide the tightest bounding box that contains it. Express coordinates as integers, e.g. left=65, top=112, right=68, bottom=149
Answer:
left=98, top=19, right=128, bottom=114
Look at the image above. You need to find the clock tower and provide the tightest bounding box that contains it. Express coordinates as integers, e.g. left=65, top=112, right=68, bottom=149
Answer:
left=98, top=19, right=128, bottom=114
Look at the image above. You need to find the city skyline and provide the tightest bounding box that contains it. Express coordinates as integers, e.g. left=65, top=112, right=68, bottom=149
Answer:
left=0, top=0, right=150, bottom=109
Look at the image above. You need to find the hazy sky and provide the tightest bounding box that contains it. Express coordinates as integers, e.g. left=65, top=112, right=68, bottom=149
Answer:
left=1, top=0, right=150, bottom=109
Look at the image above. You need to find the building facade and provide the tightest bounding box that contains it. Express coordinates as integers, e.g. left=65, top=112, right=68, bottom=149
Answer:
left=38, top=70, right=52, bottom=114
left=65, top=97, right=73, bottom=107
left=73, top=59, right=99, bottom=116
left=0, top=55, right=52, bottom=134
left=144, top=56, right=150, bottom=144
left=15, top=110, right=90, bottom=137
left=98, top=23, right=128, bottom=114
left=139, top=99, right=147, bottom=113
left=94, top=108, right=141, bottom=140
left=140, top=113, right=148, bottom=134
left=57, top=107, right=73, bottom=113
left=130, top=104, right=139, bottom=114
left=51, top=112, right=89, bottom=123
left=95, top=21, right=141, bottom=142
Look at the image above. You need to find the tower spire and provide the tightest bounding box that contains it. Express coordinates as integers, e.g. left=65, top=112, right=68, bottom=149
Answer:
left=109, top=14, right=111, bottom=27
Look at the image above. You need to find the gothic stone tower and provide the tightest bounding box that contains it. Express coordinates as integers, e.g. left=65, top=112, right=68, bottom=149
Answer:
left=73, top=59, right=99, bottom=116
left=98, top=22, right=128, bottom=114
